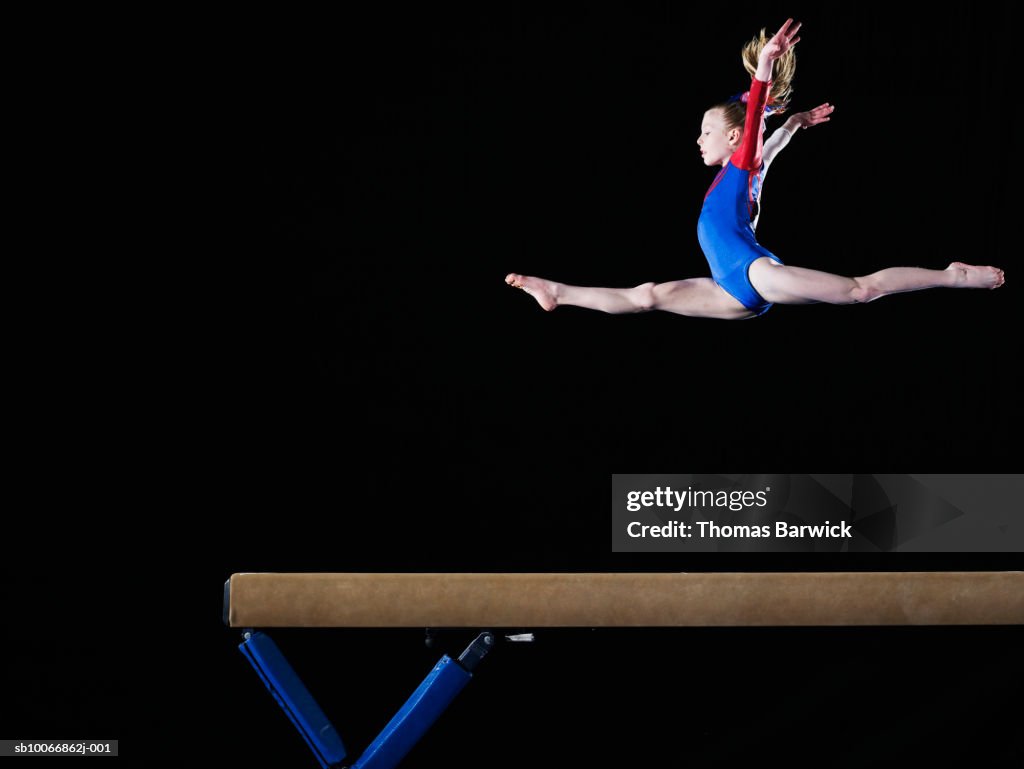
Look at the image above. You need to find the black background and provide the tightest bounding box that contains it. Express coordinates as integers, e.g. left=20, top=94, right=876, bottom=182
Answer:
left=4, top=2, right=1021, bottom=767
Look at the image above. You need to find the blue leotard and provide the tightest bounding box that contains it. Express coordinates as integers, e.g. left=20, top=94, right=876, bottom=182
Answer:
left=697, top=76, right=782, bottom=315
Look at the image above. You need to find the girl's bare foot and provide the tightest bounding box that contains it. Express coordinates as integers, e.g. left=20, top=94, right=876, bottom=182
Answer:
left=505, top=273, right=559, bottom=311
left=946, top=262, right=1005, bottom=289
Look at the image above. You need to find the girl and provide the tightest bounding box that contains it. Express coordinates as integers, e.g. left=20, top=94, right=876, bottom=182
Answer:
left=506, top=19, right=1004, bottom=319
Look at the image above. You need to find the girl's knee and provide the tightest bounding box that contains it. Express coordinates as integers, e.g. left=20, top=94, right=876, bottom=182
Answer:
left=850, top=277, right=879, bottom=304
left=632, top=282, right=657, bottom=312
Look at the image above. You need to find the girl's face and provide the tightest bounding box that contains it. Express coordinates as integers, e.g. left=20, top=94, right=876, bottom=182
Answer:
left=697, top=109, right=739, bottom=167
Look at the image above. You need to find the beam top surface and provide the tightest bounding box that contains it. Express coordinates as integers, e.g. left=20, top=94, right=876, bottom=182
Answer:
left=225, top=572, right=1024, bottom=628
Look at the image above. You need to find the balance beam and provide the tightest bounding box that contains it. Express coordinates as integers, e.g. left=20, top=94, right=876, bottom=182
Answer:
left=225, top=572, right=1024, bottom=627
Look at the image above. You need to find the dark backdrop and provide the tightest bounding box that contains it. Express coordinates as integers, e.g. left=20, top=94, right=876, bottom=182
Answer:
left=4, top=3, right=1021, bottom=767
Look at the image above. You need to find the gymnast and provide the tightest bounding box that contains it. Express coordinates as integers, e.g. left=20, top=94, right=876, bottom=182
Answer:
left=506, top=18, right=1004, bottom=319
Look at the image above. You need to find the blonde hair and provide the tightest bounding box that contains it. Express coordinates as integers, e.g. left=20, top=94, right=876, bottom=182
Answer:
left=713, top=27, right=797, bottom=133
left=742, top=28, right=796, bottom=113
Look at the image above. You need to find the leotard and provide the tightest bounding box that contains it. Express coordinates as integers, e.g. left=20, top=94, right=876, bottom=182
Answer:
left=697, top=76, right=782, bottom=315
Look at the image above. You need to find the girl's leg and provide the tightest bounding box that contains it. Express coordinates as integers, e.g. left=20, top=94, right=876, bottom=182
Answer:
left=505, top=273, right=753, bottom=319
left=748, top=258, right=1005, bottom=305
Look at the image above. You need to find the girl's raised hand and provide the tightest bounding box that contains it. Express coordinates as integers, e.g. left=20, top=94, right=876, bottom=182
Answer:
left=787, top=103, right=834, bottom=129
left=762, top=18, right=801, bottom=62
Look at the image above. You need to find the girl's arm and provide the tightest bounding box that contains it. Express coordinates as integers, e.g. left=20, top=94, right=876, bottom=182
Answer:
left=762, top=103, right=835, bottom=170
left=733, top=19, right=802, bottom=171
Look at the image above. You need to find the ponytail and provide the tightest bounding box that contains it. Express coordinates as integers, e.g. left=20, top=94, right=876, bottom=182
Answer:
left=741, top=27, right=796, bottom=114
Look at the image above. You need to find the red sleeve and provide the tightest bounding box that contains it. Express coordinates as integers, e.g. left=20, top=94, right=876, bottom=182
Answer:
left=731, top=77, right=771, bottom=171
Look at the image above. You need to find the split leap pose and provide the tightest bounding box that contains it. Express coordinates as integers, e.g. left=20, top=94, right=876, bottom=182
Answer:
left=506, top=19, right=1003, bottom=319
